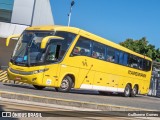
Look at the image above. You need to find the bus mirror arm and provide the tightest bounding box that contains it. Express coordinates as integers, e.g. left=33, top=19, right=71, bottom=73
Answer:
left=6, top=34, right=20, bottom=46
left=41, top=36, right=64, bottom=49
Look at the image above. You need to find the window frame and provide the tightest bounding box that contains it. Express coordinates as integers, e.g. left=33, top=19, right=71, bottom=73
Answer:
left=70, top=36, right=152, bottom=71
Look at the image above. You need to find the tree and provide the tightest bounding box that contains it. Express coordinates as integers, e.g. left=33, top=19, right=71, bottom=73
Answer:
left=155, top=48, right=160, bottom=62
left=119, top=37, right=159, bottom=61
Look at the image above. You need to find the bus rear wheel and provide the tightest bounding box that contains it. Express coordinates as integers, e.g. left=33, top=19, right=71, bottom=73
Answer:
left=122, top=84, right=131, bottom=97
left=131, top=85, right=138, bottom=97
left=55, top=76, right=73, bottom=92
left=33, top=85, right=45, bottom=90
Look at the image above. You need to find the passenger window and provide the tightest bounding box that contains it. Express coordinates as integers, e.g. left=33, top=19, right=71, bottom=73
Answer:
left=71, top=37, right=91, bottom=56
left=92, top=42, right=105, bottom=60
left=146, top=61, right=151, bottom=71
left=128, top=55, right=139, bottom=68
left=115, top=50, right=120, bottom=63
left=119, top=51, right=124, bottom=65
left=106, top=47, right=115, bottom=62
left=138, top=58, right=143, bottom=70
left=123, top=53, right=128, bottom=66
left=143, top=60, right=151, bottom=71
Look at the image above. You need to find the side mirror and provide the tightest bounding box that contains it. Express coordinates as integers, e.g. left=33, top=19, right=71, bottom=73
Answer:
left=41, top=36, right=64, bottom=49
left=6, top=34, right=20, bottom=46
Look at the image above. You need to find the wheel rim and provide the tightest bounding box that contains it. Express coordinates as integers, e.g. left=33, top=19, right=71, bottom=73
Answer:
left=60, top=78, right=69, bottom=90
left=125, top=86, right=130, bottom=96
left=132, top=86, right=137, bottom=95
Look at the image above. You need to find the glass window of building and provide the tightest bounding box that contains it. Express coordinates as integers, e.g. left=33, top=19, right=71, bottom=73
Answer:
left=0, top=0, right=14, bottom=22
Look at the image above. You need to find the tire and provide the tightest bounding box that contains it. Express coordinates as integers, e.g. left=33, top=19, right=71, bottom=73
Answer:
left=33, top=85, right=45, bottom=90
left=122, top=84, right=131, bottom=97
left=54, top=87, right=58, bottom=92
left=131, top=85, right=138, bottom=97
left=56, top=76, right=73, bottom=92
left=99, top=91, right=112, bottom=95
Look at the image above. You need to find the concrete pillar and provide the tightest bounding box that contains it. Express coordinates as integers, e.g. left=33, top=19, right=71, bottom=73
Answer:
left=0, top=38, right=17, bottom=67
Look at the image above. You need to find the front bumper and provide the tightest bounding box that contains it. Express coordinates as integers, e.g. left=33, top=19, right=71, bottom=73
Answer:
left=7, top=68, right=44, bottom=85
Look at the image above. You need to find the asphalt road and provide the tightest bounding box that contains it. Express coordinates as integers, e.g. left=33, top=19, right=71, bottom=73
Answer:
left=0, top=99, right=134, bottom=120
left=0, top=82, right=160, bottom=110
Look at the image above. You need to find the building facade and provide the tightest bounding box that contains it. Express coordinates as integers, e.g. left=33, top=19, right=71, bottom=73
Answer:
left=0, top=0, right=14, bottom=23
left=0, top=0, right=54, bottom=67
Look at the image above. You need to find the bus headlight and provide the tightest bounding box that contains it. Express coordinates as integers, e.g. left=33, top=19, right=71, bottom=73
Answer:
left=32, top=68, right=49, bottom=74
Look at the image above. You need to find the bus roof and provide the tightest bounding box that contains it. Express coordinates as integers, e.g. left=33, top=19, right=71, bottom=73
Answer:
left=26, top=25, right=80, bottom=34
left=26, top=25, right=152, bottom=61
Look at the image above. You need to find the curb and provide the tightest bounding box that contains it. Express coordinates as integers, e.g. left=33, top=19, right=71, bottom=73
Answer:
left=0, top=91, right=155, bottom=111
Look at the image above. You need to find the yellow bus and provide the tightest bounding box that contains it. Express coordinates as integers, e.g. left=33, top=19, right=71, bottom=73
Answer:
left=6, top=25, right=152, bottom=97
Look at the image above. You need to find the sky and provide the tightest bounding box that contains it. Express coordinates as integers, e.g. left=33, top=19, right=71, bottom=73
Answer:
left=50, top=0, right=160, bottom=48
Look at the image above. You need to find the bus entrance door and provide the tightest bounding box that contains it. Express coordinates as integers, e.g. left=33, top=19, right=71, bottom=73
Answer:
left=42, top=64, right=60, bottom=87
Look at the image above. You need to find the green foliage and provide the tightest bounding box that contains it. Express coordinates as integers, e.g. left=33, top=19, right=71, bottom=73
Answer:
left=119, top=37, right=160, bottom=61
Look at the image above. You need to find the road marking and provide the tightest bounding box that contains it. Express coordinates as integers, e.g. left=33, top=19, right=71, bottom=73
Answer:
left=0, top=70, right=27, bottom=85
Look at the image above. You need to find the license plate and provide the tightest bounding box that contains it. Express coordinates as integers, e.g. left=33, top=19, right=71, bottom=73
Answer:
left=15, top=77, right=21, bottom=80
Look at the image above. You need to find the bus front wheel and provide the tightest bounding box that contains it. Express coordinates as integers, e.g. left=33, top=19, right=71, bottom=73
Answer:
left=55, top=76, right=73, bottom=92
left=131, top=85, right=138, bottom=97
left=122, top=84, right=131, bottom=97
left=33, top=85, right=45, bottom=90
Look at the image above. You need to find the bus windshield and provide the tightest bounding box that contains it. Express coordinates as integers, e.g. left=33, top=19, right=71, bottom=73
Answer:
left=11, top=30, right=76, bottom=66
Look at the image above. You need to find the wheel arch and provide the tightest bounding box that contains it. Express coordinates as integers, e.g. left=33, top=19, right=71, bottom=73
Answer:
left=65, top=74, right=75, bottom=88
left=126, top=83, right=132, bottom=89
left=60, top=73, right=76, bottom=88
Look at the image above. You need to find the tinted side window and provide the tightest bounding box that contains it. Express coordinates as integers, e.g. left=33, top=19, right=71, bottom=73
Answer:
left=115, top=50, right=120, bottom=63
left=128, top=55, right=139, bottom=68
left=92, top=42, right=105, bottom=60
left=119, top=51, right=124, bottom=65
left=147, top=61, right=152, bottom=71
left=71, top=37, right=91, bottom=56
left=143, top=60, right=151, bottom=71
left=106, top=47, right=115, bottom=62
left=123, top=53, right=128, bottom=66
left=137, top=58, right=143, bottom=70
